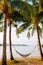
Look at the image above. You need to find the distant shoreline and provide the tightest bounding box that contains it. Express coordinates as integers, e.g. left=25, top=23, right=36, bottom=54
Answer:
left=0, top=44, right=29, bottom=46
left=0, top=44, right=43, bottom=48
left=0, top=44, right=43, bottom=47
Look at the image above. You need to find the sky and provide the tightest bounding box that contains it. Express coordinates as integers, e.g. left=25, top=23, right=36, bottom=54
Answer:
left=0, top=0, right=43, bottom=45
left=0, top=27, right=43, bottom=45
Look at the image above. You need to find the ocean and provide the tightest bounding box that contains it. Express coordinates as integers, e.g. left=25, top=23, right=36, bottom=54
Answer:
left=0, top=45, right=43, bottom=60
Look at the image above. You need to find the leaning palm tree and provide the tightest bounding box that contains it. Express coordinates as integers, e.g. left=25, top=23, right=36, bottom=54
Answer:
left=7, top=1, right=25, bottom=60
left=16, top=0, right=43, bottom=60
left=0, top=0, right=16, bottom=64
left=7, top=7, right=15, bottom=60
left=8, top=9, right=27, bottom=60
left=0, top=0, right=26, bottom=61
left=0, top=0, right=17, bottom=61
left=8, top=0, right=30, bottom=60
left=6, top=0, right=26, bottom=60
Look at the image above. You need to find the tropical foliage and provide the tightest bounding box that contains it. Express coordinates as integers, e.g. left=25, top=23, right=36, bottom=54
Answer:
left=0, top=0, right=43, bottom=65
left=16, top=0, right=43, bottom=60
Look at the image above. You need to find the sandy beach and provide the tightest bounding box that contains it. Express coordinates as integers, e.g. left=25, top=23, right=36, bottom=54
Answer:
left=0, top=58, right=43, bottom=65
left=7, top=59, right=43, bottom=65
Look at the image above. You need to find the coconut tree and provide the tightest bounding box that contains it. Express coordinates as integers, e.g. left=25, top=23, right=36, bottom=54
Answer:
left=0, top=0, right=18, bottom=61
left=16, top=0, right=43, bottom=60
left=8, top=0, right=31, bottom=60
left=8, top=9, right=27, bottom=60
left=0, top=0, right=9, bottom=65
left=0, top=0, right=15, bottom=64
left=0, top=0, right=27, bottom=61
left=7, top=0, right=26, bottom=60
left=5, top=0, right=26, bottom=60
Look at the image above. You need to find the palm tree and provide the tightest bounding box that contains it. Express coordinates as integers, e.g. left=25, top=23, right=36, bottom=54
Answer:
left=0, top=0, right=15, bottom=64
left=5, top=0, right=26, bottom=60
left=8, top=10, right=26, bottom=60
left=16, top=0, right=43, bottom=60
left=0, top=0, right=26, bottom=61
left=0, top=0, right=17, bottom=61
left=9, top=21, right=14, bottom=60
left=2, top=16, right=7, bottom=65
left=0, top=0, right=8, bottom=65
left=8, top=0, right=29, bottom=60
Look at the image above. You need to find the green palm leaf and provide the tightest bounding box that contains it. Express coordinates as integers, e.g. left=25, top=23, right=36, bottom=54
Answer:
left=27, top=31, right=30, bottom=38
left=36, top=11, right=43, bottom=20
left=0, top=12, right=3, bottom=20
left=12, top=10, right=26, bottom=22
left=16, top=21, right=31, bottom=35
left=38, top=26, right=43, bottom=38
left=0, top=25, right=4, bottom=32
left=31, top=25, right=35, bottom=36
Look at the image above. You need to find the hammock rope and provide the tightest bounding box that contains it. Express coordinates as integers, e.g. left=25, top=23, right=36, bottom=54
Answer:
left=13, top=44, right=38, bottom=58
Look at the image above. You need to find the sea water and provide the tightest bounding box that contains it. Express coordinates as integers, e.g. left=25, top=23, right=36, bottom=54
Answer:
left=0, top=45, right=43, bottom=60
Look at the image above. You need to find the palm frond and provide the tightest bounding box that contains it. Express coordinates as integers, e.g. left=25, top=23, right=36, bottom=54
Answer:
left=12, top=23, right=17, bottom=28
left=39, top=0, right=43, bottom=8
left=28, top=26, right=32, bottom=30
left=39, top=0, right=43, bottom=12
left=27, top=31, right=30, bottom=38
left=16, top=21, right=31, bottom=35
left=0, top=12, right=3, bottom=20
left=31, top=25, right=35, bottom=36
left=0, top=21, right=3, bottom=25
left=38, top=26, right=43, bottom=38
left=36, top=11, right=43, bottom=20
left=0, top=25, right=4, bottom=32
left=19, top=8, right=31, bottom=21
left=12, top=10, right=26, bottom=22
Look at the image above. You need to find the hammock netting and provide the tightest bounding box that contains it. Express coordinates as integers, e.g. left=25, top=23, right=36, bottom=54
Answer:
left=13, top=44, right=38, bottom=58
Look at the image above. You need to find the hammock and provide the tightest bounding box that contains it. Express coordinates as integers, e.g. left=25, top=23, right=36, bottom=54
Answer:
left=13, top=44, right=38, bottom=58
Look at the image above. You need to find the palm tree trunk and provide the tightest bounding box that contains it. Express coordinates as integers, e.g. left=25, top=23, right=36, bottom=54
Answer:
left=2, top=16, right=7, bottom=65
left=9, top=21, right=14, bottom=60
left=39, top=0, right=43, bottom=12
left=37, top=26, right=43, bottom=60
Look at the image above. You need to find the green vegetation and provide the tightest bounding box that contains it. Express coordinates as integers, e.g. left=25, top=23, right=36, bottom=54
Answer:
left=0, top=59, right=43, bottom=65
left=0, top=0, right=43, bottom=65
left=16, top=0, right=43, bottom=60
left=42, top=44, right=43, bottom=47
